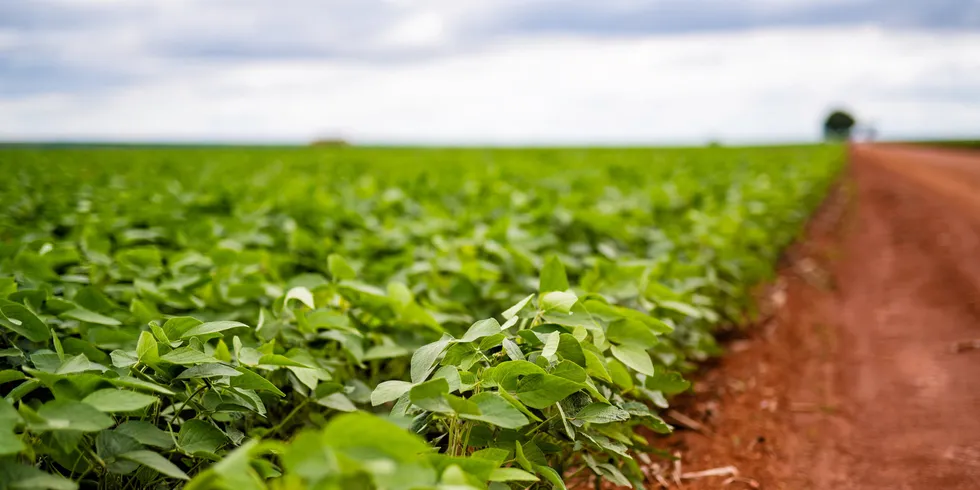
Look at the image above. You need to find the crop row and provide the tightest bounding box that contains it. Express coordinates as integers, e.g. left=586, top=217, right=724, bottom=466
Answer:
left=0, top=146, right=842, bottom=489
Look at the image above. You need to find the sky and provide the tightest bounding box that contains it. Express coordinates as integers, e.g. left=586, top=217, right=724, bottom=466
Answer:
left=1, top=0, right=979, bottom=145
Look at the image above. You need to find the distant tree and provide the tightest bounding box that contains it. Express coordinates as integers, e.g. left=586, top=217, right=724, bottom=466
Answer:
left=823, top=110, right=856, bottom=141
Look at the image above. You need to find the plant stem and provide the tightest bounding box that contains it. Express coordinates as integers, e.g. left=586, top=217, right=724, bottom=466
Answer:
left=447, top=417, right=458, bottom=456
left=173, top=384, right=208, bottom=420
left=525, top=413, right=559, bottom=437
left=268, top=398, right=310, bottom=438
left=461, top=423, right=472, bottom=455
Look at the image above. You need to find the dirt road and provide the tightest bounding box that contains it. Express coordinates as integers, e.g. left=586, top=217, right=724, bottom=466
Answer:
left=663, top=144, right=980, bottom=489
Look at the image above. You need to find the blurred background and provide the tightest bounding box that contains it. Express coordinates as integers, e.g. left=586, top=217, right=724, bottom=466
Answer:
left=1, top=0, right=978, bottom=145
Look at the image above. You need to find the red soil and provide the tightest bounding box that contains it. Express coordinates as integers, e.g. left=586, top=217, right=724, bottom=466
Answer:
left=654, top=144, right=980, bottom=489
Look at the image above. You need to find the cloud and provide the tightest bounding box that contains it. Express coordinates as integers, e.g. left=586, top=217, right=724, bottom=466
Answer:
left=3, top=1, right=979, bottom=68
left=1, top=1, right=979, bottom=142
left=498, top=0, right=980, bottom=36
left=2, top=26, right=978, bottom=144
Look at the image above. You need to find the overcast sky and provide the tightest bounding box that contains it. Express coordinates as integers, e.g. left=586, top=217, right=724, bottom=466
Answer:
left=2, top=0, right=979, bottom=144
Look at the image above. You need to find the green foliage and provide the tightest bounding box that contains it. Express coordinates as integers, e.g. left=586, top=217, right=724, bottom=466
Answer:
left=0, top=145, right=842, bottom=489
left=824, top=110, right=856, bottom=140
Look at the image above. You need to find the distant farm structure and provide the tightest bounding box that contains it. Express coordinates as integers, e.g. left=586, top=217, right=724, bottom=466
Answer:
left=310, top=138, right=350, bottom=147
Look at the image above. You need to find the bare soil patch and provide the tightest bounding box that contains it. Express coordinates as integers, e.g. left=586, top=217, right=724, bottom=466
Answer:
left=651, top=145, right=980, bottom=489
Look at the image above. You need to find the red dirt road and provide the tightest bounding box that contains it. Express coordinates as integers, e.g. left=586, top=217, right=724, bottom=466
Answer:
left=662, top=144, right=980, bottom=489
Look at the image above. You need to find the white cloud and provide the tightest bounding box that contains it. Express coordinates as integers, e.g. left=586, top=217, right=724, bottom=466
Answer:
left=379, top=11, right=449, bottom=48
left=2, top=25, right=979, bottom=144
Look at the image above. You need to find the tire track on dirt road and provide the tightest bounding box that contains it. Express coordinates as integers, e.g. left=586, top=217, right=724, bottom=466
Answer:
left=661, top=144, right=980, bottom=490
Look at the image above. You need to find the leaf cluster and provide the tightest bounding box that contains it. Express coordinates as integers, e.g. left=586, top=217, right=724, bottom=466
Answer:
left=0, top=145, right=843, bottom=489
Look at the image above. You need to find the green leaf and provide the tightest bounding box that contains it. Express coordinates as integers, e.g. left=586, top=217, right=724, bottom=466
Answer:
left=610, top=344, right=655, bottom=376
left=622, top=401, right=673, bottom=433
left=556, top=402, right=575, bottom=439
left=0, top=398, right=24, bottom=455
left=204, top=439, right=265, bottom=489
left=35, top=400, right=114, bottom=432
left=130, top=298, right=158, bottom=326
left=0, top=348, right=24, bottom=358
left=0, top=277, right=16, bottom=297
left=305, top=310, right=358, bottom=335
left=478, top=333, right=506, bottom=351
left=595, top=462, right=631, bottom=487
left=444, top=393, right=480, bottom=416
left=5, top=379, right=41, bottom=402
left=497, top=389, right=543, bottom=423
left=583, top=350, right=612, bottom=383
left=316, top=392, right=357, bottom=412
left=488, top=360, right=547, bottom=391
left=658, top=300, right=702, bottom=318
left=607, top=358, right=634, bottom=390
left=607, top=318, right=659, bottom=349
left=460, top=318, right=501, bottom=343
left=520, top=441, right=547, bottom=466
left=431, top=456, right=496, bottom=482
left=502, top=338, right=525, bottom=361
left=327, top=254, right=356, bottom=280
left=514, top=442, right=532, bottom=472
left=572, top=403, right=630, bottom=424
left=119, top=450, right=189, bottom=480
left=214, top=339, right=231, bottom=362
left=108, top=376, right=175, bottom=395
left=256, top=354, right=311, bottom=368
left=541, top=332, right=560, bottom=360
left=556, top=333, right=587, bottom=366
left=539, top=255, right=569, bottom=292
left=0, top=398, right=20, bottom=425
left=150, top=323, right=171, bottom=344
left=409, top=378, right=452, bottom=413
left=96, top=430, right=142, bottom=461
left=645, top=370, right=691, bottom=395
left=515, top=373, right=583, bottom=409
left=280, top=431, right=339, bottom=482
left=387, top=281, right=413, bottom=307
left=625, top=310, right=673, bottom=334
left=109, top=350, right=138, bottom=369
left=0, top=460, right=78, bottom=490
left=180, top=321, right=248, bottom=339
left=115, top=421, right=175, bottom=449
left=644, top=388, right=669, bottom=409
left=472, top=447, right=509, bottom=465
left=176, top=363, right=242, bottom=379
left=551, top=360, right=587, bottom=383
left=0, top=429, right=24, bottom=456
left=61, top=308, right=120, bottom=326
left=410, top=336, right=452, bottom=384
left=160, top=347, right=220, bottom=365
left=489, top=467, right=539, bottom=482
left=51, top=333, right=64, bottom=361
left=82, top=389, right=157, bottom=412
left=433, top=365, right=461, bottom=392
left=161, top=317, right=204, bottom=341
left=0, top=304, right=50, bottom=342
left=320, top=411, right=431, bottom=464
left=460, top=392, right=529, bottom=429
left=539, top=291, right=578, bottom=314
left=230, top=367, right=286, bottom=397
left=0, top=369, right=27, bottom=384
left=533, top=463, right=568, bottom=490
left=502, top=294, right=534, bottom=320
left=178, top=419, right=228, bottom=455
left=284, top=287, right=316, bottom=310
left=136, top=331, right=159, bottom=363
